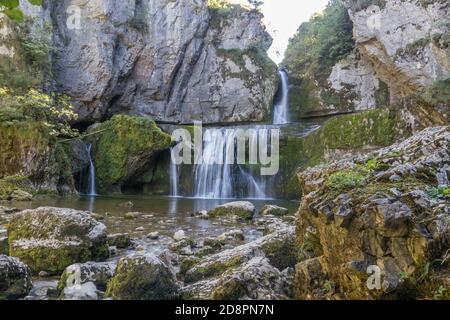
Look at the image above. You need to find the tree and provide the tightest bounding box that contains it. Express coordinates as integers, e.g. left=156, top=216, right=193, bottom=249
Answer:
left=0, top=0, right=42, bottom=22
left=247, top=0, right=264, bottom=11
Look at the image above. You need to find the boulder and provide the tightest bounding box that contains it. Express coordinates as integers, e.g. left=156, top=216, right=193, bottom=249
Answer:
left=0, top=255, right=33, bottom=300
left=58, top=261, right=116, bottom=294
left=87, top=115, right=172, bottom=193
left=8, top=207, right=109, bottom=275
left=183, top=257, right=293, bottom=300
left=106, top=252, right=179, bottom=300
left=107, top=233, right=132, bottom=249
left=259, top=205, right=289, bottom=217
left=208, top=201, right=256, bottom=220
left=184, top=226, right=296, bottom=284
left=9, top=190, right=33, bottom=201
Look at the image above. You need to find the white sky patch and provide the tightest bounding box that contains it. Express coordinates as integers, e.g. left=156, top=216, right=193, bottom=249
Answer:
left=230, top=0, right=329, bottom=64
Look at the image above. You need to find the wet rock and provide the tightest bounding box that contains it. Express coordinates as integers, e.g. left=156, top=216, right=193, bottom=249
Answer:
left=106, top=252, right=179, bottom=300
left=7, top=207, right=109, bottom=275
left=147, top=232, right=159, bottom=240
left=0, top=229, right=7, bottom=255
left=173, top=230, right=187, bottom=242
left=259, top=205, right=289, bottom=217
left=0, top=255, right=33, bottom=300
left=183, top=257, right=293, bottom=300
left=10, top=190, right=32, bottom=201
left=208, top=201, right=256, bottom=220
left=124, top=212, right=141, bottom=220
left=107, top=233, right=132, bottom=249
left=184, top=226, right=296, bottom=284
left=62, top=282, right=100, bottom=300
left=58, top=261, right=116, bottom=294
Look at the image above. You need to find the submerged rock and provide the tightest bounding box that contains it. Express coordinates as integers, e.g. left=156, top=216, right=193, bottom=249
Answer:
left=0, top=255, right=33, bottom=300
left=208, top=201, right=256, bottom=220
left=7, top=207, right=109, bottom=275
left=106, top=252, right=179, bottom=300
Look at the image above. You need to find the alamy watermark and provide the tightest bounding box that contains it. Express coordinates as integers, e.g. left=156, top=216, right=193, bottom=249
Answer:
left=171, top=121, right=280, bottom=176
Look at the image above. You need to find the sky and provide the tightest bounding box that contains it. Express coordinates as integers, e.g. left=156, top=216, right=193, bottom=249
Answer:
left=230, top=0, right=330, bottom=64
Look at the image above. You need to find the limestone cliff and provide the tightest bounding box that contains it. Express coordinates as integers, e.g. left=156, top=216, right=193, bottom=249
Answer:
left=5, top=0, right=277, bottom=125
left=284, top=0, right=449, bottom=119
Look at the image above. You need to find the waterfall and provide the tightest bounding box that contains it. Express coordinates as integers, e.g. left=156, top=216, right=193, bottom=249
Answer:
left=273, top=69, right=289, bottom=125
left=170, top=148, right=179, bottom=197
left=86, top=143, right=97, bottom=196
left=193, top=127, right=268, bottom=199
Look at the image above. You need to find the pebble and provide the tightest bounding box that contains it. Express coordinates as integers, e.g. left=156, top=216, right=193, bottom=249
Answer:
left=173, top=230, right=187, bottom=241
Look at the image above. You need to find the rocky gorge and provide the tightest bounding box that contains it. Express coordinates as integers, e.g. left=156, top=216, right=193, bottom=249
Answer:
left=0, top=0, right=449, bottom=301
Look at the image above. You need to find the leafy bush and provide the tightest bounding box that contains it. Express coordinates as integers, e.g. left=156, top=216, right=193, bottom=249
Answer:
left=0, top=0, right=42, bottom=22
left=327, top=168, right=367, bottom=190
left=427, top=185, right=450, bottom=200
left=0, top=87, right=78, bottom=138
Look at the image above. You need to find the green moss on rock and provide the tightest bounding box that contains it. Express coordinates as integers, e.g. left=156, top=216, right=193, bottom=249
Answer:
left=89, top=115, right=173, bottom=193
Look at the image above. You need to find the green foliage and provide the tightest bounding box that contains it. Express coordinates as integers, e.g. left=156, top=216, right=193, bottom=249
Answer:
left=0, top=88, right=78, bottom=138
left=427, top=185, right=450, bottom=200
left=0, top=19, right=53, bottom=91
left=345, top=0, right=386, bottom=11
left=283, top=0, right=355, bottom=80
left=327, top=169, right=368, bottom=190
left=421, top=78, right=450, bottom=106
left=0, top=0, right=42, bottom=22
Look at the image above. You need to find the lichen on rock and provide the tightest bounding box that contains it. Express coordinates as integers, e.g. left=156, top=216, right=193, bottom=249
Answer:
left=8, top=207, right=109, bottom=275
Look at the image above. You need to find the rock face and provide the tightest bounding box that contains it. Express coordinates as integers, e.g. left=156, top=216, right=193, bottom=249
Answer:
left=181, top=224, right=296, bottom=300
left=295, top=126, right=450, bottom=299
left=106, top=252, right=179, bottom=300
left=25, top=0, right=277, bottom=125
left=8, top=207, right=109, bottom=275
left=344, top=0, right=450, bottom=101
left=284, top=0, right=449, bottom=119
left=87, top=115, right=172, bottom=193
left=0, top=255, right=33, bottom=300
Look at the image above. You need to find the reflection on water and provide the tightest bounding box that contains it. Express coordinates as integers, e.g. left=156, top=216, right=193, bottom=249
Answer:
left=9, top=195, right=299, bottom=239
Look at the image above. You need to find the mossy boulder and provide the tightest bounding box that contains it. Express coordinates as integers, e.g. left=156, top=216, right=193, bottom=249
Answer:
left=207, top=201, right=256, bottom=220
left=0, top=255, right=33, bottom=300
left=260, top=205, right=289, bottom=217
left=88, top=115, right=173, bottom=193
left=106, top=252, right=179, bottom=300
left=8, top=207, right=109, bottom=275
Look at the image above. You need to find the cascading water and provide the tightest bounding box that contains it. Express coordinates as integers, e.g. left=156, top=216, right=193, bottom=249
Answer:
left=86, top=143, right=97, bottom=196
left=193, top=128, right=268, bottom=199
left=170, top=148, right=179, bottom=197
left=168, top=70, right=292, bottom=200
left=273, top=69, right=289, bottom=125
